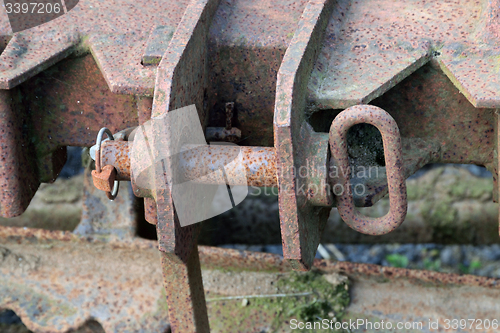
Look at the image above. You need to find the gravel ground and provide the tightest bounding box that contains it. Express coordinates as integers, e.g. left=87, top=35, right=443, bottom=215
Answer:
left=330, top=243, right=500, bottom=276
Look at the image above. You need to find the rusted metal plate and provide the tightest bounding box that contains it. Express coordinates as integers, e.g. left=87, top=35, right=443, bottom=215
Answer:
left=160, top=249, right=209, bottom=333
left=0, top=89, right=40, bottom=217
left=0, top=227, right=169, bottom=333
left=206, top=0, right=309, bottom=147
left=151, top=0, right=218, bottom=253
left=0, top=29, right=79, bottom=89
left=2, top=227, right=500, bottom=332
left=374, top=63, right=496, bottom=168
left=0, top=0, right=191, bottom=92
left=20, top=55, right=139, bottom=149
left=319, top=61, right=496, bottom=203
left=319, top=260, right=500, bottom=333
left=308, top=0, right=500, bottom=110
left=143, top=197, right=157, bottom=225
left=0, top=53, right=141, bottom=217
left=141, top=26, right=176, bottom=67
left=304, top=0, right=500, bottom=214
left=273, top=0, right=334, bottom=271
left=1, top=0, right=500, bottom=330
left=1, top=0, right=497, bottom=220
left=148, top=0, right=221, bottom=331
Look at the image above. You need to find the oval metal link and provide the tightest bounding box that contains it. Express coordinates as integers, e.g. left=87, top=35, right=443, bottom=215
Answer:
left=329, top=105, right=407, bottom=235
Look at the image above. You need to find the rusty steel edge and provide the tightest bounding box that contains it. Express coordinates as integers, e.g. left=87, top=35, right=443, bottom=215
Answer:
left=2, top=225, right=500, bottom=290
left=314, top=259, right=500, bottom=290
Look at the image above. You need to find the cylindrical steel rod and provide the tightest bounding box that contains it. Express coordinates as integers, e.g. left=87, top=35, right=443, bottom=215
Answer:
left=100, top=140, right=278, bottom=187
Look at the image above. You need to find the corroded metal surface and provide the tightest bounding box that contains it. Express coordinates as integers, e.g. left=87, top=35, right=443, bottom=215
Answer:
left=2, top=226, right=500, bottom=332
left=0, top=0, right=190, bottom=93
left=0, top=0, right=190, bottom=217
left=207, top=0, right=308, bottom=147
left=142, top=26, right=176, bottom=67
left=99, top=135, right=438, bottom=208
left=101, top=141, right=278, bottom=187
left=74, top=167, right=137, bottom=240
left=317, top=260, right=500, bottom=332
left=161, top=250, right=209, bottom=333
left=342, top=137, right=440, bottom=207
left=149, top=0, right=220, bottom=331
left=144, top=197, right=158, bottom=225
left=0, top=227, right=168, bottom=333
left=329, top=105, right=407, bottom=235
left=179, top=145, right=277, bottom=187
left=274, top=0, right=334, bottom=271
left=100, top=142, right=132, bottom=181
left=3, top=224, right=500, bottom=290
left=19, top=55, right=140, bottom=175
left=372, top=63, right=498, bottom=204
left=317, top=259, right=500, bottom=289
left=0, top=54, right=140, bottom=217
left=374, top=62, right=496, bottom=170
left=308, top=0, right=500, bottom=110
left=91, top=165, right=117, bottom=193
left=1, top=0, right=498, bottom=218
left=2, top=0, right=500, bottom=330
left=0, top=90, right=40, bottom=217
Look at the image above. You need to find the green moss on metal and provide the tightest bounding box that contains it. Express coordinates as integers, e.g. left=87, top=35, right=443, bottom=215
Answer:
left=436, top=59, right=474, bottom=104
left=277, top=270, right=350, bottom=322
left=141, top=57, right=162, bottom=66
left=145, top=287, right=168, bottom=319
left=73, top=35, right=91, bottom=57
left=207, top=270, right=350, bottom=332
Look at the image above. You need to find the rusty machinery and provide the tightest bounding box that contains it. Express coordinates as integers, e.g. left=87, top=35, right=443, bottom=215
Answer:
left=1, top=0, right=500, bottom=331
